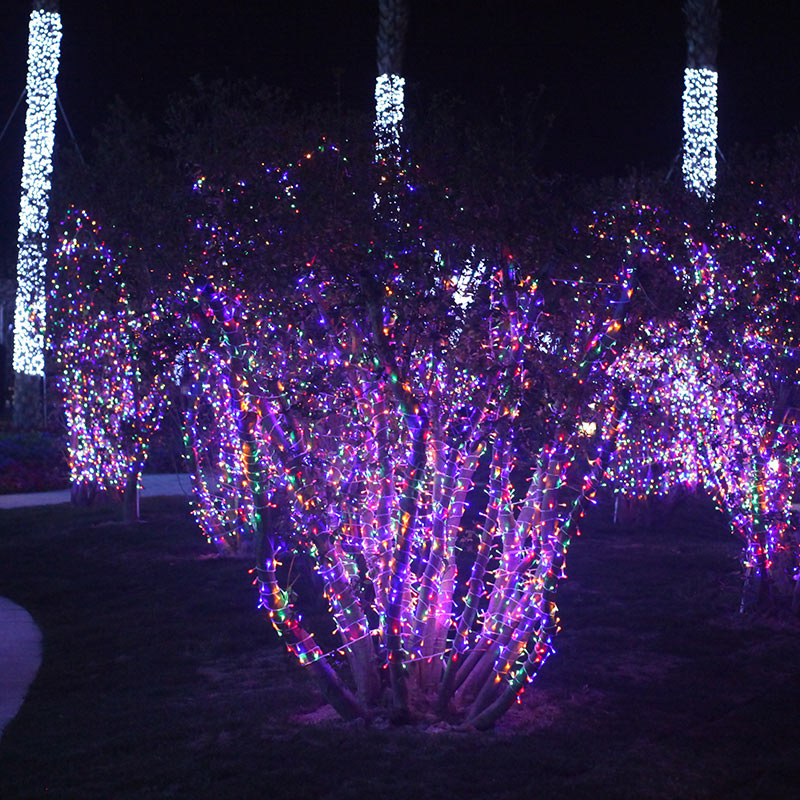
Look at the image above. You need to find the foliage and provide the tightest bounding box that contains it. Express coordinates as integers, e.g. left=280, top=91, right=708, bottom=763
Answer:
left=605, top=199, right=800, bottom=613
left=48, top=209, right=173, bottom=512
left=164, top=127, right=692, bottom=728
left=0, top=429, right=67, bottom=493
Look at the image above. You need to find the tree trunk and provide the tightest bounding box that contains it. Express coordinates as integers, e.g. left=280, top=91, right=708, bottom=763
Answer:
left=376, top=0, right=408, bottom=76
left=315, top=535, right=380, bottom=706
left=385, top=413, right=429, bottom=721
left=122, top=470, right=140, bottom=522
left=12, top=372, right=43, bottom=429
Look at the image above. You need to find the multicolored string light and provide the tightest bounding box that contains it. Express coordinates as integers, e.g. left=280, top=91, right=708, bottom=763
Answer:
left=50, top=208, right=172, bottom=500
left=605, top=205, right=800, bottom=606
left=174, top=143, right=657, bottom=726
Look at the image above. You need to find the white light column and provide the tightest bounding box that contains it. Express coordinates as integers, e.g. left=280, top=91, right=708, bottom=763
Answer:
left=682, top=67, right=717, bottom=201
left=375, top=73, right=404, bottom=156
left=13, top=4, right=62, bottom=378
left=373, top=72, right=405, bottom=224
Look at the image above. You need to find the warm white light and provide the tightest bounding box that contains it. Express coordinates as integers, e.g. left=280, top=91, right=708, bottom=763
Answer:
left=578, top=420, right=597, bottom=437
left=13, top=8, right=62, bottom=377
left=682, top=67, right=717, bottom=201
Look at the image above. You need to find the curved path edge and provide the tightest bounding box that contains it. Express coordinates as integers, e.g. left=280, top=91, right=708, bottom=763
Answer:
left=0, top=597, right=43, bottom=740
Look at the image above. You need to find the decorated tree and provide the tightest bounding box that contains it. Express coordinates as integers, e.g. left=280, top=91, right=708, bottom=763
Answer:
left=170, top=119, right=682, bottom=726
left=374, top=0, right=408, bottom=229
left=49, top=208, right=173, bottom=519
left=162, top=0, right=695, bottom=726
left=13, top=0, right=62, bottom=427
left=605, top=201, right=800, bottom=613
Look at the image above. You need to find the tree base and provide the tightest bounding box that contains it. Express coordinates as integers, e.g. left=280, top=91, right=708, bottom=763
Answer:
left=12, top=372, right=44, bottom=429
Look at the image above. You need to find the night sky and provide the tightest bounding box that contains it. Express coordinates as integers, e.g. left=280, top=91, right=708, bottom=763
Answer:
left=2, top=0, right=800, bottom=271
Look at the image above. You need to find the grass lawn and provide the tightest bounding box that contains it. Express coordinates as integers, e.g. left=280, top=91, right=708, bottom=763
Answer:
left=1, top=494, right=799, bottom=799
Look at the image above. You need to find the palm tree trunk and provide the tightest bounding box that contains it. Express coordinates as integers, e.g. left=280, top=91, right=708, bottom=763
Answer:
left=12, top=0, right=62, bottom=428
left=682, top=0, right=720, bottom=200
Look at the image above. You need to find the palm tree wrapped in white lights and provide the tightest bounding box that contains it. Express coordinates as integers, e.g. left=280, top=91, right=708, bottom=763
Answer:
left=12, top=0, right=62, bottom=427
left=682, top=0, right=719, bottom=201
left=373, top=0, right=408, bottom=230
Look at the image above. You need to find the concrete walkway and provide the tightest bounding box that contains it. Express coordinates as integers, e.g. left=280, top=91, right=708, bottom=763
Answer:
left=0, top=472, right=193, bottom=509
left=0, top=473, right=191, bottom=739
left=0, top=598, right=42, bottom=740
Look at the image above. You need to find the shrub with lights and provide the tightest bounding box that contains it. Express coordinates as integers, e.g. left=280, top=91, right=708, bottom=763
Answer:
left=165, top=141, right=686, bottom=727
left=605, top=205, right=800, bottom=612
left=50, top=208, right=173, bottom=518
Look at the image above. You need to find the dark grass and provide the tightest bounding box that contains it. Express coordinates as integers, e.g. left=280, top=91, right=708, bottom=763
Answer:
left=1, top=494, right=800, bottom=799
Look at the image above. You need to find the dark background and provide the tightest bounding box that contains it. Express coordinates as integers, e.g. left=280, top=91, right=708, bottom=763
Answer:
left=2, top=0, right=800, bottom=273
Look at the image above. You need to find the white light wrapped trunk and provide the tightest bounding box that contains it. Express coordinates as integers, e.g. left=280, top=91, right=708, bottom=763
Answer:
left=682, top=67, right=718, bottom=201
left=13, top=5, right=62, bottom=377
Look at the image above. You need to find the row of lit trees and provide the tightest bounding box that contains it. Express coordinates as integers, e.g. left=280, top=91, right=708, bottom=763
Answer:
left=51, top=144, right=800, bottom=728
left=50, top=135, right=800, bottom=730
left=44, top=0, right=800, bottom=729
left=609, top=0, right=800, bottom=613
left=604, top=206, right=800, bottom=613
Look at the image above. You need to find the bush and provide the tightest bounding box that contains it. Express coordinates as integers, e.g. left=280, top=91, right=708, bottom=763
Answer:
left=0, top=430, right=69, bottom=493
